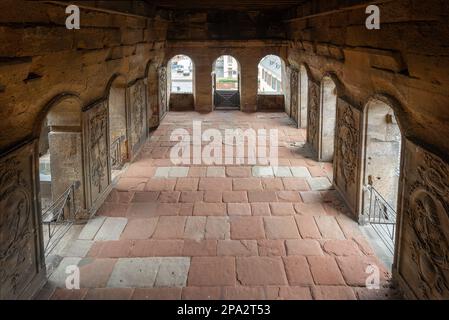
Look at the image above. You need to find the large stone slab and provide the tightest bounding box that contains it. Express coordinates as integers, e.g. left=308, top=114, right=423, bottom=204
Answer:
left=78, top=216, right=106, bottom=240
left=94, top=217, right=128, bottom=241
left=154, top=258, right=190, bottom=287
left=107, top=258, right=161, bottom=288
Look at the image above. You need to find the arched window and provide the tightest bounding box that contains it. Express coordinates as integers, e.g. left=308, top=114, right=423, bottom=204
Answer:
left=212, top=55, right=241, bottom=109
left=169, top=55, right=194, bottom=94
left=258, top=55, right=284, bottom=94
left=319, top=76, right=337, bottom=161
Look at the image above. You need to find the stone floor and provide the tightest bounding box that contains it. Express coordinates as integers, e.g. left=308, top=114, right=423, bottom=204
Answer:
left=37, top=111, right=400, bottom=300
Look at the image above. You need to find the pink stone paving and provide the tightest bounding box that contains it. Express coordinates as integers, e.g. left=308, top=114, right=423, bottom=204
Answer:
left=40, top=111, right=397, bottom=300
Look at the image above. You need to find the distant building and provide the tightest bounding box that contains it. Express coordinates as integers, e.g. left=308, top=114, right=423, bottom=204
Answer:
left=258, top=55, right=283, bottom=93
left=215, top=56, right=238, bottom=79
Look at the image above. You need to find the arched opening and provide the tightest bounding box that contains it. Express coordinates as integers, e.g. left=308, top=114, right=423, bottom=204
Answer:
left=37, top=95, right=84, bottom=261
left=298, top=65, right=309, bottom=128
left=168, top=54, right=195, bottom=111
left=319, top=76, right=338, bottom=162
left=108, top=76, right=129, bottom=181
left=360, top=98, right=402, bottom=269
left=257, top=55, right=285, bottom=111
left=212, top=55, right=241, bottom=110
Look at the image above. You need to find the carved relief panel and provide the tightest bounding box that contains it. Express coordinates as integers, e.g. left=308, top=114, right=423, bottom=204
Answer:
left=290, top=69, right=299, bottom=125
left=334, top=98, right=361, bottom=215
left=128, top=79, right=148, bottom=157
left=84, top=101, right=109, bottom=208
left=307, top=80, right=320, bottom=158
left=0, top=142, right=43, bottom=299
left=397, top=141, right=449, bottom=299
left=158, top=67, right=168, bottom=120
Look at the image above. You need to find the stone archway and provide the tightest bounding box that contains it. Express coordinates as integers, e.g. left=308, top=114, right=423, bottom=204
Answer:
left=37, top=95, right=85, bottom=215
left=34, top=94, right=86, bottom=267
left=359, top=97, right=403, bottom=268
left=361, top=98, right=402, bottom=213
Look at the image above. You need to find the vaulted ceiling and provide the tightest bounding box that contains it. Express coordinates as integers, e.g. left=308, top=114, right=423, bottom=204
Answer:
left=147, top=0, right=305, bottom=11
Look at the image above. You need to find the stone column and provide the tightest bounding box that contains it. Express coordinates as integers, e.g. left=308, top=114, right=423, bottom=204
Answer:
left=240, top=58, right=258, bottom=112
left=194, top=60, right=213, bottom=112
left=283, top=65, right=292, bottom=116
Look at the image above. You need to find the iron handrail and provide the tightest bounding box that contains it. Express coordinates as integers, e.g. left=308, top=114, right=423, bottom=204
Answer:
left=364, top=184, right=397, bottom=254
left=110, top=136, right=122, bottom=170
left=42, top=181, right=80, bottom=256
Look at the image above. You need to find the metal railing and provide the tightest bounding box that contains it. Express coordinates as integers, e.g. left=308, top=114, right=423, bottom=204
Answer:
left=214, top=90, right=240, bottom=108
left=364, top=184, right=397, bottom=255
left=110, top=137, right=122, bottom=170
left=42, top=181, right=80, bottom=256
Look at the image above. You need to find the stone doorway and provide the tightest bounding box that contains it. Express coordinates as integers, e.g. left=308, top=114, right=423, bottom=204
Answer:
left=213, top=55, right=241, bottom=110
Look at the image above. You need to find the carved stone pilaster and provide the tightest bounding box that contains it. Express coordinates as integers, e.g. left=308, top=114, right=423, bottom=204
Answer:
left=334, top=99, right=361, bottom=215
left=85, top=101, right=109, bottom=208
left=128, top=79, right=147, bottom=157
left=307, top=80, right=320, bottom=157
left=0, top=142, right=43, bottom=299
left=397, top=141, right=449, bottom=299
left=290, top=68, right=299, bottom=125
left=158, top=67, right=168, bottom=120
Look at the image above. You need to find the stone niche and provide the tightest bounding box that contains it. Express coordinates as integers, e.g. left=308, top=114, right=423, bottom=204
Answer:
left=128, top=79, right=148, bottom=158
left=333, top=98, right=361, bottom=217
left=307, top=80, right=320, bottom=158
left=0, top=142, right=44, bottom=299
left=395, top=140, right=449, bottom=299
left=84, top=100, right=110, bottom=211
